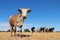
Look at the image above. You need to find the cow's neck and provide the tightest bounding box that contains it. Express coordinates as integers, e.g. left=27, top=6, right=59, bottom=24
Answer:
left=17, top=13, right=25, bottom=20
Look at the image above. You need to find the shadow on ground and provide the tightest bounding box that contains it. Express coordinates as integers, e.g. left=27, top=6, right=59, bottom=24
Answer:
left=15, top=34, right=31, bottom=38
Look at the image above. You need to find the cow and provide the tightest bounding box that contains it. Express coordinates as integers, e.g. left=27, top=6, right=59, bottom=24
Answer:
left=31, top=27, right=35, bottom=33
left=45, top=28, right=49, bottom=32
left=9, top=8, right=31, bottom=36
left=36, top=28, right=40, bottom=32
left=48, top=28, right=54, bottom=32
left=40, top=27, right=46, bottom=32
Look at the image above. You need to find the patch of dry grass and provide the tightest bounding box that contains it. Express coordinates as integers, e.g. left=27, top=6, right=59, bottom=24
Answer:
left=0, top=32, right=60, bottom=40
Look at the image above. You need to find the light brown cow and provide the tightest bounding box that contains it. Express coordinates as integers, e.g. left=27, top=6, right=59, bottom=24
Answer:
left=9, top=8, right=31, bottom=36
left=36, top=28, right=40, bottom=32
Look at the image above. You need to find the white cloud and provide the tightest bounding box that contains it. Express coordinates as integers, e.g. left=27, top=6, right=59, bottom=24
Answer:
left=0, top=23, right=9, bottom=27
left=0, top=23, right=10, bottom=31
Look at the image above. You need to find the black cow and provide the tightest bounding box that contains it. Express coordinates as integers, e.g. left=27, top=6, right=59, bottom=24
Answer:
left=40, top=27, right=45, bottom=32
left=31, top=27, right=35, bottom=33
left=48, top=28, right=54, bottom=32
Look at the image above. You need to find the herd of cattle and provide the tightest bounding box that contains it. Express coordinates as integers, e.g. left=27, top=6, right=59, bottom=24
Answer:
left=36, top=27, right=54, bottom=32
left=31, top=27, right=55, bottom=32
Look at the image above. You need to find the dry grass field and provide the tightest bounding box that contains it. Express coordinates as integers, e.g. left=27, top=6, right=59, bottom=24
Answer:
left=0, top=32, right=60, bottom=40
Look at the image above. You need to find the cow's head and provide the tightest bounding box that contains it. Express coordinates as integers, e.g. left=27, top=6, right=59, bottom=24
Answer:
left=18, top=8, right=31, bottom=19
left=52, top=27, right=55, bottom=30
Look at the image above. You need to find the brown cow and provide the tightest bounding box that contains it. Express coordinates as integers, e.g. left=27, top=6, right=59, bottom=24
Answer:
left=45, top=27, right=54, bottom=32
left=9, top=8, right=31, bottom=36
left=36, top=28, right=40, bottom=32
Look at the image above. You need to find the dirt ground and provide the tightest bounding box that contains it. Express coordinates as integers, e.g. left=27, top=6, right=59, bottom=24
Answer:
left=0, top=32, right=60, bottom=40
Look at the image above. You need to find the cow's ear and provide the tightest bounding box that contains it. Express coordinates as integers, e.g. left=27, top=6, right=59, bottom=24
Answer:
left=18, top=9, right=22, bottom=13
left=27, top=10, right=31, bottom=13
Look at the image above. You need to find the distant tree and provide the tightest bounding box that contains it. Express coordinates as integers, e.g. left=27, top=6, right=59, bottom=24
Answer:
left=56, top=31, right=60, bottom=32
left=31, top=27, right=35, bottom=33
left=0, top=31, right=6, bottom=32
left=2, top=31, right=5, bottom=32
left=0, top=31, right=2, bottom=32
left=7, top=29, right=10, bottom=32
left=24, top=29, right=30, bottom=32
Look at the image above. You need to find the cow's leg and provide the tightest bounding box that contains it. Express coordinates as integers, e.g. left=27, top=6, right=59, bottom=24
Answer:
left=14, top=27, right=16, bottom=36
left=10, top=27, right=13, bottom=36
left=44, top=28, right=45, bottom=32
left=20, top=28, right=22, bottom=32
left=19, top=25, right=22, bottom=36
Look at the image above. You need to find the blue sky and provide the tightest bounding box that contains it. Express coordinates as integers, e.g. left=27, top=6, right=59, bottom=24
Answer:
left=0, top=0, right=60, bottom=31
